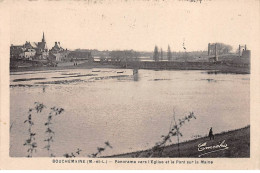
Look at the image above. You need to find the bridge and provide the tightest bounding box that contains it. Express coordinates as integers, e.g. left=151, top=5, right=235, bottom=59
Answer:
left=207, top=43, right=250, bottom=62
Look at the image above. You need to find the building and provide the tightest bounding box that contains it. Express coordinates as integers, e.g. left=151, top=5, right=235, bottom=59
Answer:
left=10, top=32, right=70, bottom=62
left=35, top=32, right=49, bottom=60
left=24, top=41, right=34, bottom=49
left=10, top=32, right=49, bottom=60
left=50, top=42, right=64, bottom=53
left=49, top=41, right=68, bottom=61
left=19, top=49, right=36, bottom=60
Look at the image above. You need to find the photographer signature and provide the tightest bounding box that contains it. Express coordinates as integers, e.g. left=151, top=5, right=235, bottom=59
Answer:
left=198, top=140, right=229, bottom=157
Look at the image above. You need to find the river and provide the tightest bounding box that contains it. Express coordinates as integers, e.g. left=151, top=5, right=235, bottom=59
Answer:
left=10, top=68, right=250, bottom=157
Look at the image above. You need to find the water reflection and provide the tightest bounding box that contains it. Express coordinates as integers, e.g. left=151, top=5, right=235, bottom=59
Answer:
left=42, top=85, right=46, bottom=93
left=133, top=69, right=139, bottom=81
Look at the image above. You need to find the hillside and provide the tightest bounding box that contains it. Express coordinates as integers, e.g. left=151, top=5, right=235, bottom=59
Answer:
left=106, top=126, right=250, bottom=158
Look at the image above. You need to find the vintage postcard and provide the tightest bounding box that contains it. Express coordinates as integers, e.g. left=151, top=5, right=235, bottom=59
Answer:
left=0, top=0, right=260, bottom=170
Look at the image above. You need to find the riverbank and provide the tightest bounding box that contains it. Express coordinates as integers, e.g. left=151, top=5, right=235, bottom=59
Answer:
left=10, top=61, right=250, bottom=74
left=106, top=126, right=250, bottom=158
left=10, top=61, right=120, bottom=72
left=116, top=60, right=250, bottom=74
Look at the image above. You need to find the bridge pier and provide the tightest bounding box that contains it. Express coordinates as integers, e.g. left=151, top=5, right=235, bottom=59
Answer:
left=238, top=44, right=247, bottom=57
left=208, top=43, right=218, bottom=62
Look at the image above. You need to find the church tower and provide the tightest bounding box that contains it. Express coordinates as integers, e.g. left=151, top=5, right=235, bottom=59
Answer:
left=42, top=32, right=45, bottom=43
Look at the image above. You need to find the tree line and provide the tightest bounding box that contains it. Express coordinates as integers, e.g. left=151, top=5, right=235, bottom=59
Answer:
left=153, top=45, right=173, bottom=62
left=153, top=43, right=233, bottom=62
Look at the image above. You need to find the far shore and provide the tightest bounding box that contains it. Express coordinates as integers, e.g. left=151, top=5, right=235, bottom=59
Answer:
left=10, top=61, right=250, bottom=74
left=105, top=126, right=250, bottom=158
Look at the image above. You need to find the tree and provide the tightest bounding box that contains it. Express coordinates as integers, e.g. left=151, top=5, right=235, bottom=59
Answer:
left=109, top=50, right=140, bottom=62
left=153, top=46, right=159, bottom=62
left=167, top=45, right=172, bottom=61
left=216, top=43, right=233, bottom=54
left=160, top=48, right=163, bottom=61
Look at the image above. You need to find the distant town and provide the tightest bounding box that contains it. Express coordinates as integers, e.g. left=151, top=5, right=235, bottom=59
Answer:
left=10, top=32, right=92, bottom=67
left=10, top=32, right=250, bottom=74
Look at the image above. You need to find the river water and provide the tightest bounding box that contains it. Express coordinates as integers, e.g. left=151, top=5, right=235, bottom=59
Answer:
left=10, top=68, right=250, bottom=157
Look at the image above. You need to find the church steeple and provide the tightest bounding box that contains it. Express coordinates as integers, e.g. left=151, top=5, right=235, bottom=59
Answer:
left=42, top=32, right=45, bottom=42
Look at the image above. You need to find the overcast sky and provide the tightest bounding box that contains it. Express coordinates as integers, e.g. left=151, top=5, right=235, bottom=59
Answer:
left=9, top=0, right=257, bottom=52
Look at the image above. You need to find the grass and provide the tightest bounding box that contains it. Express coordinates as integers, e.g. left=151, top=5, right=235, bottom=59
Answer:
left=106, top=126, right=250, bottom=158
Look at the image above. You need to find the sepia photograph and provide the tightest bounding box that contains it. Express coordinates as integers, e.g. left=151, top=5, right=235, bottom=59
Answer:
left=1, top=0, right=260, bottom=170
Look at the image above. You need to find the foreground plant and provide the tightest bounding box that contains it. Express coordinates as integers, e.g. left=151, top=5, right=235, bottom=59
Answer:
left=44, top=107, right=64, bottom=157
left=147, top=111, right=196, bottom=157
left=63, top=148, right=82, bottom=158
left=24, top=102, right=112, bottom=158
left=24, top=102, right=66, bottom=157
left=23, top=102, right=46, bottom=157
left=88, top=141, right=113, bottom=158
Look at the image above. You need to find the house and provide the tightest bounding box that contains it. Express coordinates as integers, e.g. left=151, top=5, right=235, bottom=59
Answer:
left=49, top=41, right=68, bottom=61
left=49, top=52, right=68, bottom=62
left=10, top=32, right=49, bottom=60
left=50, top=42, right=64, bottom=53
left=10, top=32, right=71, bottom=62
left=19, top=49, right=36, bottom=60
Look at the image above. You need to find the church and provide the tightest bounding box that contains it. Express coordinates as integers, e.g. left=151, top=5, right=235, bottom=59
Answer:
left=10, top=32, right=70, bottom=62
left=10, top=32, right=49, bottom=60
left=35, top=32, right=49, bottom=60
